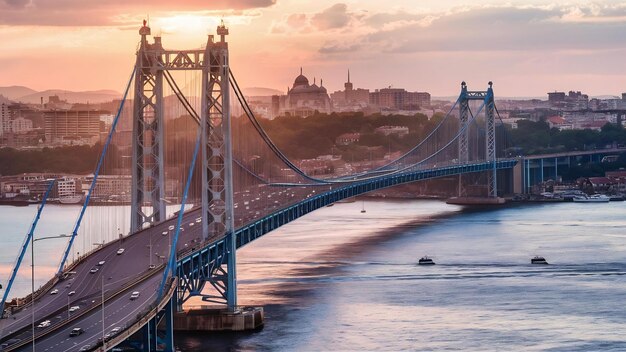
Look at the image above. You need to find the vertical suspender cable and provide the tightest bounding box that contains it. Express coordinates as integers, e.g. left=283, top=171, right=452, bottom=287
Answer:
left=56, top=66, right=136, bottom=276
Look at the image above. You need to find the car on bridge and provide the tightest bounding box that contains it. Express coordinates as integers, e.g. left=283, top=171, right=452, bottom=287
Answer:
left=79, top=345, right=91, bottom=352
left=68, top=290, right=76, bottom=296
left=69, top=306, right=80, bottom=313
left=90, top=267, right=99, bottom=274
left=37, top=320, right=51, bottom=328
left=98, top=260, right=106, bottom=266
left=130, top=291, right=140, bottom=300
left=0, top=338, right=20, bottom=349
left=70, top=327, right=84, bottom=337
left=117, top=248, right=125, bottom=255
left=50, top=289, right=58, bottom=295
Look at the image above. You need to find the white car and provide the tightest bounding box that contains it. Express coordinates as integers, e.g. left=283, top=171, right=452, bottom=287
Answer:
left=68, top=290, right=76, bottom=296
left=97, top=260, right=106, bottom=266
left=162, top=231, right=168, bottom=236
left=37, top=320, right=51, bottom=328
left=168, top=225, right=175, bottom=231
left=116, top=248, right=125, bottom=255
left=90, top=268, right=98, bottom=274
left=50, top=289, right=58, bottom=295
left=69, top=306, right=80, bottom=313
left=111, top=327, right=121, bottom=334
left=130, top=291, right=140, bottom=300
left=195, top=217, right=201, bottom=223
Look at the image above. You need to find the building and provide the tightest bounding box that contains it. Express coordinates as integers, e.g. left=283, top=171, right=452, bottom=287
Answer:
left=335, top=132, right=360, bottom=145
left=375, top=126, right=409, bottom=136
left=330, top=70, right=370, bottom=108
left=547, top=92, right=566, bottom=105
left=44, top=110, right=105, bottom=145
left=11, top=117, right=33, bottom=133
left=0, top=102, right=10, bottom=137
left=369, top=88, right=430, bottom=110
left=82, top=174, right=132, bottom=200
left=277, top=68, right=332, bottom=117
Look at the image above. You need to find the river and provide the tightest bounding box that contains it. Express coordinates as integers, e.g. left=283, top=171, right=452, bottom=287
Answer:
left=1, top=200, right=625, bottom=350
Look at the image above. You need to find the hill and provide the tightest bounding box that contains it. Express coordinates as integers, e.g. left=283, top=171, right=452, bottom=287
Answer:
left=242, top=87, right=283, bottom=96
left=0, top=86, right=38, bottom=101
left=18, top=89, right=121, bottom=104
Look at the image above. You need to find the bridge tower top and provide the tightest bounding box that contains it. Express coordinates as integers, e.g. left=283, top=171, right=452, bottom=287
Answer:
left=139, top=19, right=151, bottom=43
left=217, top=20, right=229, bottom=43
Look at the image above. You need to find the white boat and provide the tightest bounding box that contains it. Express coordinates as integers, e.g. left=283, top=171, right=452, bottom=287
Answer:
left=573, top=194, right=610, bottom=203
left=59, top=194, right=83, bottom=204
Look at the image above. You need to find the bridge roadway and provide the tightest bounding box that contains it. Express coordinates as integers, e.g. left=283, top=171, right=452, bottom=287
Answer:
left=1, top=160, right=518, bottom=351
left=523, top=147, right=626, bottom=160
left=0, top=185, right=328, bottom=351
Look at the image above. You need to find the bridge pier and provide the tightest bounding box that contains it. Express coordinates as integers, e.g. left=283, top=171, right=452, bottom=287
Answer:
left=173, top=306, right=263, bottom=332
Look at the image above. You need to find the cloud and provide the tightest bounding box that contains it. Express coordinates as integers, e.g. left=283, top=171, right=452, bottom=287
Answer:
left=270, top=2, right=357, bottom=34
left=0, top=0, right=276, bottom=26
left=317, top=4, right=626, bottom=56
left=319, top=41, right=361, bottom=54
left=311, top=3, right=351, bottom=30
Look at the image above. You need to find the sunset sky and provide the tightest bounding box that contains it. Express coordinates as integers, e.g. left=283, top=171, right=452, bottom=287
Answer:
left=1, top=0, right=625, bottom=97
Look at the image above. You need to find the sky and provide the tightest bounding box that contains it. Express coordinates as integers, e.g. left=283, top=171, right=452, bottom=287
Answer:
left=0, top=0, right=625, bottom=97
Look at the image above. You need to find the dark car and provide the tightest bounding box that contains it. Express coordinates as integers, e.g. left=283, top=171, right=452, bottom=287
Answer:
left=70, top=327, right=84, bottom=337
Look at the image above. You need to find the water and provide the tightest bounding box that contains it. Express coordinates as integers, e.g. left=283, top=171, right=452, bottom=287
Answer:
left=2, top=200, right=626, bottom=350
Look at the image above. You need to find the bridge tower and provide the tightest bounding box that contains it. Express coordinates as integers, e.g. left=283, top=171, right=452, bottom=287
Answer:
left=131, top=20, right=167, bottom=231
left=200, top=23, right=238, bottom=310
left=485, top=82, right=497, bottom=198
left=131, top=21, right=238, bottom=311
left=457, top=82, right=498, bottom=198
left=458, top=82, right=469, bottom=197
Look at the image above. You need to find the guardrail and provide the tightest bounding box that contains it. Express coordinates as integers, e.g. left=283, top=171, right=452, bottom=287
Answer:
left=103, top=278, right=177, bottom=352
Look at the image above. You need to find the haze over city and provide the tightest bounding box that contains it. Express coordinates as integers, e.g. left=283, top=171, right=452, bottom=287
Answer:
left=1, top=0, right=625, bottom=97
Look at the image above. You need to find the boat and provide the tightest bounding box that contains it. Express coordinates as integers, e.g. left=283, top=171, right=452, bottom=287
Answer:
left=418, top=256, right=435, bottom=265
left=59, top=194, right=83, bottom=204
left=531, top=256, right=548, bottom=264
left=572, top=194, right=610, bottom=203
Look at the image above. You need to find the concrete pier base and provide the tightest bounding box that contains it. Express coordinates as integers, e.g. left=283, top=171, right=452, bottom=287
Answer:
left=446, top=196, right=506, bottom=206
left=174, top=306, right=264, bottom=332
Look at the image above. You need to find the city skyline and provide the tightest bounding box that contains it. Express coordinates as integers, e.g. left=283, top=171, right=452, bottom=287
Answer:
left=0, top=0, right=625, bottom=97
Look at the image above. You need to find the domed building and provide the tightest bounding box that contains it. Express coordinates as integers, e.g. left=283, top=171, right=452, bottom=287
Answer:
left=278, top=68, right=331, bottom=117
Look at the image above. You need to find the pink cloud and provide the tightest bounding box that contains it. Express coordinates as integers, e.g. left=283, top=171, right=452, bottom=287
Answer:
left=0, top=0, right=276, bottom=26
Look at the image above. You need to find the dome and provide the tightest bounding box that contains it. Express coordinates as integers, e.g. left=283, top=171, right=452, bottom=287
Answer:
left=293, top=74, right=309, bottom=88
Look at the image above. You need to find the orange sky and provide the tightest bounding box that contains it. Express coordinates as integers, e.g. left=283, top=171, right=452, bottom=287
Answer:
left=0, top=0, right=625, bottom=97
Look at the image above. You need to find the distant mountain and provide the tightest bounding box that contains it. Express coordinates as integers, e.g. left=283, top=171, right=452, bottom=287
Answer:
left=0, top=86, right=38, bottom=101
left=18, top=89, right=121, bottom=104
left=242, top=87, right=283, bottom=96
left=0, top=86, right=122, bottom=104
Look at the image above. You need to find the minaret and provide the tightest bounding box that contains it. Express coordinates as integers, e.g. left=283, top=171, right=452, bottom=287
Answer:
left=344, top=69, right=353, bottom=91
left=344, top=69, right=353, bottom=101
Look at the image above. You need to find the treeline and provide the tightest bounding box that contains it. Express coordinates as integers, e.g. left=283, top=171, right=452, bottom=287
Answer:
left=0, top=145, right=101, bottom=175
left=258, top=111, right=447, bottom=160
left=509, top=120, right=626, bottom=155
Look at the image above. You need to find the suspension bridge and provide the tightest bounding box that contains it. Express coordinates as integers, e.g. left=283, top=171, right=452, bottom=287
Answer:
left=0, top=22, right=518, bottom=351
